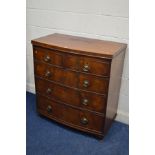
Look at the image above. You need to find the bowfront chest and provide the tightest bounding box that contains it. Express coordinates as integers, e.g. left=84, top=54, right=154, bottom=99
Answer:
left=31, top=33, right=127, bottom=139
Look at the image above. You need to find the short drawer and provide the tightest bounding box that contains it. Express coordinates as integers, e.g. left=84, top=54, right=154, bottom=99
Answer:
left=34, top=62, right=78, bottom=88
left=37, top=95, right=104, bottom=132
left=35, top=78, right=106, bottom=113
left=33, top=46, right=63, bottom=66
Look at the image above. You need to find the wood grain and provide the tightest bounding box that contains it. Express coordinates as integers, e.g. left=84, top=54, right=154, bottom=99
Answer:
left=34, top=61, right=109, bottom=93
left=33, top=46, right=63, bottom=66
left=35, top=77, right=107, bottom=114
left=104, top=50, right=126, bottom=134
left=37, top=95, right=104, bottom=132
left=32, top=33, right=127, bottom=58
left=32, top=33, right=127, bottom=139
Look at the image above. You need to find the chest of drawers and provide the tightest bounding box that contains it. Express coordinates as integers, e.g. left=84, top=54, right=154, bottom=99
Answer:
left=31, top=33, right=127, bottom=139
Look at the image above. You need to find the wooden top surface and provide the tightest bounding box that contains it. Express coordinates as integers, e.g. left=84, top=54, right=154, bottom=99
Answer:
left=31, top=33, right=127, bottom=58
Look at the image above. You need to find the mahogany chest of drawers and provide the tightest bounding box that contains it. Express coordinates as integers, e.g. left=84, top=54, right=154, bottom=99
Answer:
left=31, top=33, right=127, bottom=139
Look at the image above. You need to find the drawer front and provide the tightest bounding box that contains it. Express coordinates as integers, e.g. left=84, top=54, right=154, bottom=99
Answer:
left=78, top=74, right=109, bottom=94
left=35, top=78, right=106, bottom=113
left=34, top=62, right=78, bottom=88
left=37, top=95, right=104, bottom=132
left=33, top=47, right=63, bottom=66
left=79, top=57, right=110, bottom=76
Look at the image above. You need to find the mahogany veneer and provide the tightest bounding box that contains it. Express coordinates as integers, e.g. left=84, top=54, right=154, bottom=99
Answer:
left=32, top=33, right=127, bottom=139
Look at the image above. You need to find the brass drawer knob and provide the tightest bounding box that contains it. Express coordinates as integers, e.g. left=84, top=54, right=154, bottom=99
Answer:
left=80, top=117, right=88, bottom=125
left=44, top=55, right=51, bottom=62
left=47, top=105, right=52, bottom=113
left=82, top=99, right=89, bottom=106
left=45, top=70, right=51, bottom=77
left=83, top=80, right=89, bottom=88
left=83, top=64, right=90, bottom=72
left=46, top=88, right=52, bottom=94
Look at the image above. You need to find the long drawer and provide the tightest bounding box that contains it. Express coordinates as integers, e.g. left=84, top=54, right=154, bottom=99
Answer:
left=37, top=95, right=104, bottom=132
left=33, top=46, right=63, bottom=66
left=34, top=61, right=109, bottom=94
left=35, top=78, right=107, bottom=113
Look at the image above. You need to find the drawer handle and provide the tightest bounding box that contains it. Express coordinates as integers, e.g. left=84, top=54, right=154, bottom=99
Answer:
left=83, top=80, right=89, bottom=88
left=46, top=88, right=52, bottom=94
left=45, top=70, right=51, bottom=78
left=44, top=55, right=51, bottom=62
left=83, top=64, right=90, bottom=72
left=80, top=117, right=88, bottom=125
left=47, top=105, right=52, bottom=113
left=82, top=99, right=89, bottom=106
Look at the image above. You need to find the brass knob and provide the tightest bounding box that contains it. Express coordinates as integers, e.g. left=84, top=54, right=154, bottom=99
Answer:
left=83, top=64, right=90, bottom=72
left=44, top=55, right=51, bottom=62
left=80, top=117, right=88, bottom=125
left=47, top=105, right=52, bottom=113
left=82, top=99, right=89, bottom=106
left=83, top=80, right=89, bottom=88
left=45, top=70, right=51, bottom=78
left=46, top=88, right=52, bottom=94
